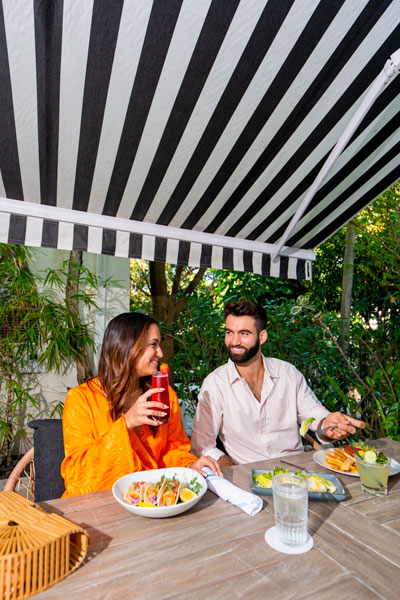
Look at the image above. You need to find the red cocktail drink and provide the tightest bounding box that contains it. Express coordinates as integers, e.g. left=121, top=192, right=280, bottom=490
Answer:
left=152, top=366, right=170, bottom=424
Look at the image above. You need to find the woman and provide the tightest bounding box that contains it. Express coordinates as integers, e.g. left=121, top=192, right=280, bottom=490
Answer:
left=61, top=312, right=221, bottom=497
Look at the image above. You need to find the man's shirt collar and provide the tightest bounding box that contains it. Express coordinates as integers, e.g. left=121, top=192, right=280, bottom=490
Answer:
left=227, top=355, right=280, bottom=385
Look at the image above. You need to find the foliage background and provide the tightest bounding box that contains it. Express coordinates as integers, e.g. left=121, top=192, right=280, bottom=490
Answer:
left=130, top=183, right=400, bottom=440
left=0, top=246, right=109, bottom=465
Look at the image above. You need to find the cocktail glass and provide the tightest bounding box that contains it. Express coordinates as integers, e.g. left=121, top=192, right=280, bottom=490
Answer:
left=354, top=456, right=390, bottom=496
left=271, top=473, right=308, bottom=546
left=151, top=372, right=170, bottom=424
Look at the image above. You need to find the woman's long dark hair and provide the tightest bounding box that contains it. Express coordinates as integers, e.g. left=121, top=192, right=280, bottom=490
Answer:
left=96, top=312, right=158, bottom=420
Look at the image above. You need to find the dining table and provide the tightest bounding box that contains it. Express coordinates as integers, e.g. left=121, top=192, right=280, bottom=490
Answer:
left=34, top=438, right=400, bottom=599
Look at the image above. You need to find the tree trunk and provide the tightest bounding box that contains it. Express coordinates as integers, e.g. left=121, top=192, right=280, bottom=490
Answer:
left=66, top=251, right=94, bottom=384
left=149, top=261, right=169, bottom=323
left=339, top=222, right=355, bottom=355
left=148, top=261, right=206, bottom=379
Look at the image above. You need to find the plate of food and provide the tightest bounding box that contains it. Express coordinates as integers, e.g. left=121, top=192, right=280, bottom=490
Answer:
left=112, top=467, right=207, bottom=518
left=313, top=444, right=400, bottom=477
left=250, top=466, right=347, bottom=501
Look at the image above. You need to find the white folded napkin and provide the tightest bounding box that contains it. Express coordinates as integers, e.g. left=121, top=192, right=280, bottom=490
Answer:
left=203, top=467, right=263, bottom=516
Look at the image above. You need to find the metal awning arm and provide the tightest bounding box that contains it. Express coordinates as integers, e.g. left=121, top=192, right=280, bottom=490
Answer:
left=271, top=48, right=400, bottom=262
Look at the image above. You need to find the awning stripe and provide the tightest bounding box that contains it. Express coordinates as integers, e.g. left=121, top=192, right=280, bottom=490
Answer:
left=182, top=0, right=347, bottom=232
left=224, top=18, right=400, bottom=239
left=42, top=219, right=59, bottom=249
left=3, top=0, right=40, bottom=203
left=291, top=130, right=400, bottom=247
left=0, top=2, right=22, bottom=200
left=88, top=226, right=103, bottom=255
left=303, top=164, right=400, bottom=248
left=1, top=209, right=312, bottom=280
left=26, top=215, right=43, bottom=247
left=115, top=230, right=129, bottom=258
left=152, top=0, right=309, bottom=229
left=34, top=0, right=63, bottom=207
left=0, top=0, right=399, bottom=280
left=130, top=0, right=240, bottom=222
left=111, top=0, right=212, bottom=221
left=57, top=0, right=92, bottom=210
left=72, top=0, right=124, bottom=212
left=257, top=82, right=400, bottom=245
left=103, top=0, right=183, bottom=217
left=154, top=0, right=294, bottom=226
left=86, top=1, right=154, bottom=216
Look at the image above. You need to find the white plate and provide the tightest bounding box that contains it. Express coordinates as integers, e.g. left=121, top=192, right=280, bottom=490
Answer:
left=313, top=449, right=400, bottom=477
left=112, top=467, right=207, bottom=518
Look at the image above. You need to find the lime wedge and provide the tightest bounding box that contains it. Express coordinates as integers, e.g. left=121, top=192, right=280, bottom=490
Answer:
left=300, top=417, right=316, bottom=437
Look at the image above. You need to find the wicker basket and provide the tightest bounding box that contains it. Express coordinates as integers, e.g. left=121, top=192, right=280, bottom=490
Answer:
left=0, top=491, right=89, bottom=599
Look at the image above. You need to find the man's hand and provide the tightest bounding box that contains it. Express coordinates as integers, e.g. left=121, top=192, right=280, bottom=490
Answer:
left=321, top=412, right=365, bottom=440
left=186, top=455, right=222, bottom=477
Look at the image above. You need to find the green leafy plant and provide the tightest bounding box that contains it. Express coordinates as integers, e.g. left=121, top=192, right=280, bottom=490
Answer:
left=0, top=245, right=108, bottom=464
left=128, top=185, right=400, bottom=443
left=291, top=298, right=400, bottom=441
left=171, top=293, right=226, bottom=417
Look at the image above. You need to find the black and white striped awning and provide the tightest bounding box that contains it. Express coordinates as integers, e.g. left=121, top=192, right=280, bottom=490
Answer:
left=1, top=0, right=399, bottom=280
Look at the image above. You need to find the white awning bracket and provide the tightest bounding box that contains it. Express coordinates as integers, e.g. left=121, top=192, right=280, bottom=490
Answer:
left=271, top=48, right=400, bottom=262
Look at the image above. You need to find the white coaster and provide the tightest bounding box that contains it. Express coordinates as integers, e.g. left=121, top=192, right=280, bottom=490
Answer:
left=265, top=526, right=313, bottom=554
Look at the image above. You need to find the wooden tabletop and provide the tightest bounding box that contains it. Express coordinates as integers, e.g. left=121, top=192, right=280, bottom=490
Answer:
left=35, top=439, right=400, bottom=599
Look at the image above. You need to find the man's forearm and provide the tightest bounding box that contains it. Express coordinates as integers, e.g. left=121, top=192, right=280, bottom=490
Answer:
left=217, top=454, right=237, bottom=467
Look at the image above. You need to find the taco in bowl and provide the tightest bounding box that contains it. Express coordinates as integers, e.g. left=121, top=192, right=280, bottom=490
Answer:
left=123, top=481, right=146, bottom=505
left=158, top=477, right=182, bottom=507
left=142, top=481, right=164, bottom=506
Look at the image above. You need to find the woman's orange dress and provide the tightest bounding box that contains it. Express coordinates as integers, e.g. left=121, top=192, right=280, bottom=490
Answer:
left=61, top=377, right=198, bottom=497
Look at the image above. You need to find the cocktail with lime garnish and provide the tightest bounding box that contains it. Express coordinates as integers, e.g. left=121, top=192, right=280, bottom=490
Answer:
left=355, top=447, right=390, bottom=496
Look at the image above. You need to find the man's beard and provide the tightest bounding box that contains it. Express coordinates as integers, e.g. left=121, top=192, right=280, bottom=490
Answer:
left=226, top=339, right=260, bottom=364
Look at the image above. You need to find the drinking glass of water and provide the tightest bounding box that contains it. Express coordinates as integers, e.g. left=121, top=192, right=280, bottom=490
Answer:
left=272, top=473, right=308, bottom=546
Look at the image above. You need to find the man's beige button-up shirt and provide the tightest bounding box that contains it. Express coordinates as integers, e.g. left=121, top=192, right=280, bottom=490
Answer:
left=191, top=356, right=329, bottom=464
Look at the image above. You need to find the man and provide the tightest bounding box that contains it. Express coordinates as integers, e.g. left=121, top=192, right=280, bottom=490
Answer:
left=191, top=299, right=364, bottom=466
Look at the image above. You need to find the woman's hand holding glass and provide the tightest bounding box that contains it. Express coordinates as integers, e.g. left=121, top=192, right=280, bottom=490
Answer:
left=124, top=388, right=168, bottom=430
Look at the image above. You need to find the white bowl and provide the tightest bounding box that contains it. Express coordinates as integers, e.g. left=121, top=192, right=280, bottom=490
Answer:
left=112, top=467, right=207, bottom=518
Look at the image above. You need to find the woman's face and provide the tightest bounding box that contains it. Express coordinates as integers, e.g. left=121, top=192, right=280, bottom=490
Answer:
left=134, top=324, right=163, bottom=377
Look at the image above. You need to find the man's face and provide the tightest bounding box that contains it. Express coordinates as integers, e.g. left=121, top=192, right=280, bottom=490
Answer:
left=224, top=315, right=267, bottom=364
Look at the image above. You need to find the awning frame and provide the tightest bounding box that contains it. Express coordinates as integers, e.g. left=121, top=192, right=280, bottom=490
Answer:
left=272, top=48, right=400, bottom=260
left=0, top=196, right=315, bottom=261
left=0, top=196, right=313, bottom=281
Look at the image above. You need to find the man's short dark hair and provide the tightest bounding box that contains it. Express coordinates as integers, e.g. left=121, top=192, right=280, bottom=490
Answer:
left=224, top=299, right=267, bottom=332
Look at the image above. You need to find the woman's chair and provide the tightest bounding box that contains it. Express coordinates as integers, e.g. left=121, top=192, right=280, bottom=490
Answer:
left=4, top=419, right=65, bottom=502
left=4, top=446, right=35, bottom=500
